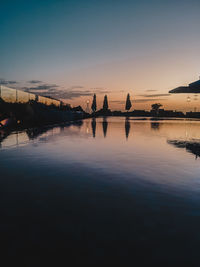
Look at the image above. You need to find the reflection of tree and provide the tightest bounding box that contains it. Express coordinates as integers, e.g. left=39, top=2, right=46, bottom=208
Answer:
left=26, top=120, right=84, bottom=140
left=151, top=103, right=162, bottom=115
left=125, top=118, right=130, bottom=140
left=91, top=118, right=96, bottom=138
left=168, top=140, right=200, bottom=159
left=151, top=122, right=160, bottom=130
left=102, top=117, right=108, bottom=138
left=26, top=127, right=50, bottom=140
left=72, top=120, right=83, bottom=128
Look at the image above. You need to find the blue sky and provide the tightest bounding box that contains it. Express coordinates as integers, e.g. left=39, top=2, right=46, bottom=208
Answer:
left=1, top=0, right=200, bottom=110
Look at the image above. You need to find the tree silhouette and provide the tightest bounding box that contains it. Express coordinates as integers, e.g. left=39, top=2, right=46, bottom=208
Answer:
left=125, top=93, right=132, bottom=111
left=151, top=103, right=162, bottom=114
left=91, top=94, right=97, bottom=112
left=103, top=95, right=108, bottom=110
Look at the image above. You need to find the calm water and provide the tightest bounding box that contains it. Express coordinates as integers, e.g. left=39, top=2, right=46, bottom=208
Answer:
left=1, top=117, right=200, bottom=266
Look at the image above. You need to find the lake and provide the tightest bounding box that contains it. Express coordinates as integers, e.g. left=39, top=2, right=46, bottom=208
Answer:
left=1, top=117, right=200, bottom=266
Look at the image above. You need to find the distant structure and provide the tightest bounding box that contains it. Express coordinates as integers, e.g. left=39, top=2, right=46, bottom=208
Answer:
left=169, top=78, right=200, bottom=94
left=86, top=100, right=90, bottom=113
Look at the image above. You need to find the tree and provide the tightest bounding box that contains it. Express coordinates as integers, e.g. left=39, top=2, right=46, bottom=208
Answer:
left=103, top=95, right=108, bottom=110
left=91, top=94, right=97, bottom=112
left=125, top=93, right=132, bottom=111
left=151, top=103, right=162, bottom=114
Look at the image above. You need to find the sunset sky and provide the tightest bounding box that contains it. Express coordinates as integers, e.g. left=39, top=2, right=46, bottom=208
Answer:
left=1, top=0, right=200, bottom=111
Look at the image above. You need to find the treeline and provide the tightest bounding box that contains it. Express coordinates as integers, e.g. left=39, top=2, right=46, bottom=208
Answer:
left=91, top=93, right=132, bottom=115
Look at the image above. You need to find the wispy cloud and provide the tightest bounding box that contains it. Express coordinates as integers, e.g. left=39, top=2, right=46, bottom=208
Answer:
left=41, top=88, right=110, bottom=100
left=0, top=78, right=18, bottom=85
left=134, top=98, right=168, bottom=103
left=138, top=94, right=170, bottom=98
left=24, top=84, right=110, bottom=100
left=111, top=98, right=168, bottom=104
left=23, top=84, right=59, bottom=91
left=28, top=80, right=43, bottom=84
left=2, top=78, right=110, bottom=100
left=67, top=86, right=84, bottom=90
left=110, top=100, right=124, bottom=104
left=145, top=89, right=157, bottom=92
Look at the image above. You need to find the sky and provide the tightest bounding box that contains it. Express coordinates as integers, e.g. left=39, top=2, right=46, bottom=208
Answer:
left=1, top=0, right=200, bottom=111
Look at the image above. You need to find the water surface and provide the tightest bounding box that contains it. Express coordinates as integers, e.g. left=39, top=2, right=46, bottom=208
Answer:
left=1, top=117, right=200, bottom=266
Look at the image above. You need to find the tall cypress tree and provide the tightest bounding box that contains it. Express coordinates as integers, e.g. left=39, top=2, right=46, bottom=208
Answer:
left=91, top=94, right=97, bottom=112
left=103, top=95, right=108, bottom=110
left=125, top=93, right=132, bottom=111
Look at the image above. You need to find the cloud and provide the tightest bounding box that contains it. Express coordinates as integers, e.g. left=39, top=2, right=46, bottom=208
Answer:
left=24, top=84, right=59, bottom=91
left=28, top=80, right=42, bottom=84
left=138, top=94, right=170, bottom=97
left=0, top=78, right=18, bottom=85
left=2, top=78, right=110, bottom=100
left=110, top=100, right=124, bottom=104
left=111, top=98, right=168, bottom=104
left=40, top=86, right=111, bottom=100
left=41, top=88, right=110, bottom=100
left=67, top=86, right=84, bottom=90
left=145, top=89, right=157, bottom=92
left=134, top=98, right=168, bottom=103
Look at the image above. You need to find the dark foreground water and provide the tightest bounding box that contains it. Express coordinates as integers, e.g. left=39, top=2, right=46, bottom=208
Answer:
left=1, top=117, right=200, bottom=266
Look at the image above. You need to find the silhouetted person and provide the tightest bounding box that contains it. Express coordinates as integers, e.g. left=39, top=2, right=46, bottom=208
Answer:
left=102, top=117, right=108, bottom=138
left=91, top=118, right=96, bottom=138
left=125, top=117, right=130, bottom=140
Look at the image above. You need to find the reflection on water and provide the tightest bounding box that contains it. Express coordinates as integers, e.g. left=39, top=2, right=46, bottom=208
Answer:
left=102, top=117, right=108, bottom=138
left=125, top=117, right=131, bottom=139
left=1, top=118, right=200, bottom=157
left=168, top=140, right=200, bottom=159
left=151, top=121, right=160, bottom=130
left=1, top=117, right=200, bottom=265
left=91, top=118, right=96, bottom=138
